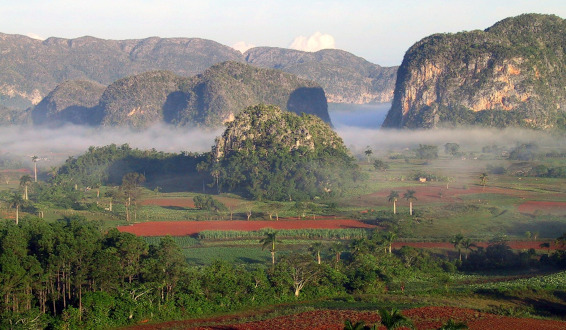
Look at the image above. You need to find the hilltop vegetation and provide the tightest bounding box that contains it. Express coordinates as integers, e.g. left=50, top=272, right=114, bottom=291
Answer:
left=29, top=62, right=330, bottom=128
left=207, top=104, right=360, bottom=200
left=383, top=14, right=566, bottom=130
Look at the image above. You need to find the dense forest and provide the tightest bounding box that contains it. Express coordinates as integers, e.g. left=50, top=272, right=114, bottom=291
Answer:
left=1, top=216, right=564, bottom=328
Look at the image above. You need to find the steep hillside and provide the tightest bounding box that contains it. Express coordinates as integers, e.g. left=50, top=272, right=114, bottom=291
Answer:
left=245, top=47, right=397, bottom=104
left=0, top=34, right=243, bottom=109
left=382, top=14, right=566, bottom=130
left=209, top=104, right=359, bottom=200
left=31, top=80, right=106, bottom=125
left=0, top=33, right=395, bottom=111
left=46, top=62, right=330, bottom=128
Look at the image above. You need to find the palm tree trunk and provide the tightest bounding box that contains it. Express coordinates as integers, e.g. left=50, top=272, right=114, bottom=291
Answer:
left=393, top=200, right=396, bottom=214
left=271, top=251, right=275, bottom=265
left=409, top=201, right=413, bottom=215
left=15, top=205, right=19, bottom=225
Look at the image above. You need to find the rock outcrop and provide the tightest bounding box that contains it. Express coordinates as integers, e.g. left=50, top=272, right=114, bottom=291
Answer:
left=382, top=14, right=566, bottom=130
left=245, top=47, right=397, bottom=104
left=32, top=62, right=331, bottom=128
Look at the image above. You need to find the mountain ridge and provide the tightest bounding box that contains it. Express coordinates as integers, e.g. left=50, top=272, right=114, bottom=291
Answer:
left=0, top=33, right=396, bottom=112
left=382, top=14, right=566, bottom=130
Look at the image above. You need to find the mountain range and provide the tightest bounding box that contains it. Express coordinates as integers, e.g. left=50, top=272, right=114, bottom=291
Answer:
left=0, top=33, right=397, bottom=113
left=31, top=61, right=330, bottom=128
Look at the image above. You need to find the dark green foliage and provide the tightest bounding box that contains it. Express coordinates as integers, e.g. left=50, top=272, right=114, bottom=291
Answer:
left=415, top=144, right=438, bottom=160
left=373, top=159, right=390, bottom=171
left=508, top=143, right=539, bottom=161
left=53, top=143, right=206, bottom=192
left=193, top=195, right=227, bottom=212
left=209, top=104, right=360, bottom=201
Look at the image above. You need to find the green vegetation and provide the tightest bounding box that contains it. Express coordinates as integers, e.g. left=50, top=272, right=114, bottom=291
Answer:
left=383, top=14, right=566, bottom=130
left=207, top=104, right=361, bottom=201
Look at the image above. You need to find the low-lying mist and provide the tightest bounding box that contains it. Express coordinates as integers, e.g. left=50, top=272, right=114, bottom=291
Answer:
left=1, top=103, right=565, bottom=171
left=338, top=126, right=566, bottom=156
left=0, top=124, right=222, bottom=168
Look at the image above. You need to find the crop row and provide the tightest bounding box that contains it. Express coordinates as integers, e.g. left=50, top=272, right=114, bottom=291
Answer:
left=197, top=228, right=369, bottom=240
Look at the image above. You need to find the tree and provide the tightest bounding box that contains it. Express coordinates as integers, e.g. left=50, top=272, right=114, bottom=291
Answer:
left=444, top=143, right=460, bottom=158
left=383, top=231, right=397, bottom=255
left=416, top=144, right=438, bottom=161
left=479, top=173, right=488, bottom=190
left=260, top=231, right=280, bottom=266
left=280, top=253, right=321, bottom=297
left=378, top=308, right=413, bottom=329
left=461, top=238, right=476, bottom=260
left=329, top=242, right=344, bottom=263
left=451, top=234, right=465, bottom=261
left=387, top=191, right=399, bottom=214
left=403, top=190, right=417, bottom=215
left=9, top=192, right=25, bottom=224
left=31, top=155, right=39, bottom=182
left=120, top=172, right=146, bottom=222
left=20, top=174, right=33, bottom=200
left=373, top=159, right=389, bottom=171
left=364, top=146, right=373, bottom=163
left=309, top=242, right=323, bottom=264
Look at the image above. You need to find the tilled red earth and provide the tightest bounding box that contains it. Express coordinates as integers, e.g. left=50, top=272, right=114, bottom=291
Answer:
left=127, top=307, right=566, bottom=329
left=117, top=219, right=377, bottom=236
left=518, top=201, right=566, bottom=215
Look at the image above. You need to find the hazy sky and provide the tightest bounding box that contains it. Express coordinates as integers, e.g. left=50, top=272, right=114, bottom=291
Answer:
left=1, top=1, right=565, bottom=66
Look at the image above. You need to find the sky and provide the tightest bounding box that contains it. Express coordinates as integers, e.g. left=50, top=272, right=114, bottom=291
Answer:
left=1, top=1, right=566, bottom=66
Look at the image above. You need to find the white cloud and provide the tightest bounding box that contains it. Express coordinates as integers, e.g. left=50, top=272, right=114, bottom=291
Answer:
left=289, top=32, right=335, bottom=52
left=232, top=41, right=256, bottom=53
left=26, top=33, right=45, bottom=40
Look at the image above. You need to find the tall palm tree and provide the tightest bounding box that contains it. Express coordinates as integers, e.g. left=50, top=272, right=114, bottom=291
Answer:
left=19, top=174, right=32, bottom=200
left=378, top=308, right=413, bottom=330
left=9, top=192, right=24, bottom=225
left=260, top=231, right=280, bottom=265
left=31, top=155, right=39, bottom=182
left=451, top=234, right=465, bottom=261
left=309, top=241, right=323, bottom=264
left=388, top=190, right=399, bottom=214
left=403, top=190, right=417, bottom=215
left=461, top=238, right=476, bottom=260
left=329, top=242, right=344, bottom=263
left=383, top=231, right=397, bottom=255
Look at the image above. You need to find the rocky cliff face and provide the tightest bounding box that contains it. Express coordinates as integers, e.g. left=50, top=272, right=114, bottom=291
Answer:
left=31, top=80, right=106, bottom=125
left=382, top=14, right=566, bottom=130
left=245, top=47, right=397, bottom=104
left=32, top=62, right=331, bottom=128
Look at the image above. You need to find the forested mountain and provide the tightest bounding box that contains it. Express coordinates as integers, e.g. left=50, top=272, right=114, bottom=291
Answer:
left=208, top=104, right=360, bottom=200
left=30, top=62, right=330, bottom=128
left=244, top=47, right=397, bottom=104
left=382, top=14, right=566, bottom=130
left=0, top=33, right=396, bottom=115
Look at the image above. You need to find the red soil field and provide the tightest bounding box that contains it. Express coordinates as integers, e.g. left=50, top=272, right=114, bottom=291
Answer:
left=518, top=201, right=566, bottom=215
left=117, top=219, right=377, bottom=236
left=127, top=306, right=566, bottom=329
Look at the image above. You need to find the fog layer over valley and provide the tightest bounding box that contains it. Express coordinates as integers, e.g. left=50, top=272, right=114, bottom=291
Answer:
left=1, top=103, right=565, bottom=171
left=0, top=124, right=222, bottom=168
